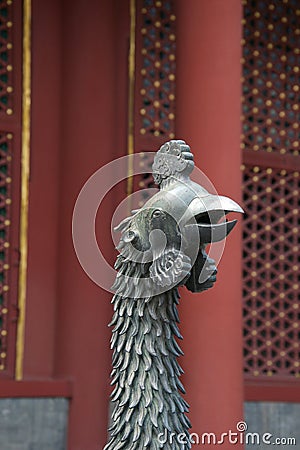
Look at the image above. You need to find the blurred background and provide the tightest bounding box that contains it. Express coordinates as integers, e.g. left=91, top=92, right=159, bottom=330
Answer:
left=0, top=0, right=299, bottom=449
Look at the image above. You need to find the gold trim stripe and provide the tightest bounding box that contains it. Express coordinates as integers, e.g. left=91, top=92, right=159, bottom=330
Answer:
left=126, top=0, right=136, bottom=196
left=15, top=0, right=31, bottom=380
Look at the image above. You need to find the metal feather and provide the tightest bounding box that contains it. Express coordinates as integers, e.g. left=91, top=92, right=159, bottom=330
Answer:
left=106, top=205, right=192, bottom=448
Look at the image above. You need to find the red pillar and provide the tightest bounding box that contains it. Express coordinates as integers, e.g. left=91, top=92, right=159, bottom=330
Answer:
left=24, top=0, right=62, bottom=379
left=54, top=1, right=127, bottom=449
left=176, top=0, right=244, bottom=446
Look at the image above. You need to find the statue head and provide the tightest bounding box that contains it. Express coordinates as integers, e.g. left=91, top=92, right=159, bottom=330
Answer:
left=114, top=140, right=243, bottom=296
left=152, top=140, right=195, bottom=186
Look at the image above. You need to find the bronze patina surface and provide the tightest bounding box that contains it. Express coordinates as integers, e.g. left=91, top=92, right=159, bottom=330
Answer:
left=104, top=140, right=243, bottom=449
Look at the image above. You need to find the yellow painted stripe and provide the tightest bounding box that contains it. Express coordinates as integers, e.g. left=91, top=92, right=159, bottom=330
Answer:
left=15, top=0, right=31, bottom=380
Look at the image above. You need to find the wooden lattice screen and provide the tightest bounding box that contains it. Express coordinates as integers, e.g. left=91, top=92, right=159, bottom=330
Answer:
left=134, top=0, right=300, bottom=384
left=242, top=0, right=300, bottom=380
left=136, top=0, right=176, bottom=142
left=0, top=0, right=22, bottom=378
left=133, top=0, right=176, bottom=199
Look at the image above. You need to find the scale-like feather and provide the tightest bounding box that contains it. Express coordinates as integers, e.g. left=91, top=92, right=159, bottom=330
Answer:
left=105, top=261, right=191, bottom=449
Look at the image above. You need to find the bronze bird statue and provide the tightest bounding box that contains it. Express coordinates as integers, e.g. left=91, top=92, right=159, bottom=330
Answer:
left=104, top=140, right=243, bottom=449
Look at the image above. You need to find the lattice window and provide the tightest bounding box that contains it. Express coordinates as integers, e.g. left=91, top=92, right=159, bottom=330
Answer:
left=0, top=1, right=14, bottom=116
left=242, top=0, right=300, bottom=381
left=137, top=0, right=176, bottom=139
left=243, top=166, right=300, bottom=377
left=132, top=0, right=176, bottom=201
left=0, top=0, right=22, bottom=378
left=242, top=0, right=299, bottom=156
left=0, top=132, right=13, bottom=372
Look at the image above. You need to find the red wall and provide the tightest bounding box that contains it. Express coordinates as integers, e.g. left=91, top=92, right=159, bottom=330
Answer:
left=176, top=0, right=244, bottom=447
left=22, top=1, right=243, bottom=449
left=24, top=1, right=129, bottom=449
left=24, top=0, right=62, bottom=379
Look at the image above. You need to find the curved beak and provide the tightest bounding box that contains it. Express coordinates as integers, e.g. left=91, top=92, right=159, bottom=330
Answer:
left=183, top=194, right=243, bottom=244
left=185, top=219, right=237, bottom=244
left=188, top=194, right=244, bottom=219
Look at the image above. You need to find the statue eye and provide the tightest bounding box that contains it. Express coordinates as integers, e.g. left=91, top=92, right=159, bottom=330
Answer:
left=123, top=230, right=137, bottom=243
left=152, top=209, right=162, bottom=218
